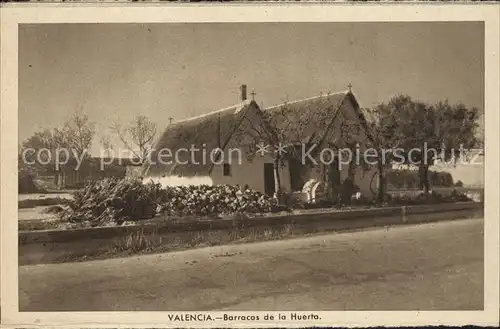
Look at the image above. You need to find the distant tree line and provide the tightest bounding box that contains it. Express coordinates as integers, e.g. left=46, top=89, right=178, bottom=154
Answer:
left=385, top=169, right=456, bottom=189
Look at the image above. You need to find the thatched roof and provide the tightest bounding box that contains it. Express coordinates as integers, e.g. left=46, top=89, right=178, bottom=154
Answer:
left=358, top=107, right=378, bottom=125
left=145, top=90, right=374, bottom=178
left=357, top=106, right=379, bottom=144
left=263, top=92, right=346, bottom=144
left=145, top=100, right=258, bottom=177
left=263, top=91, right=375, bottom=146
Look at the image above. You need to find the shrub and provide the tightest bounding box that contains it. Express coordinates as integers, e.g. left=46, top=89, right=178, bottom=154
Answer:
left=280, top=192, right=304, bottom=210
left=19, top=173, right=45, bottom=194
left=59, top=178, right=280, bottom=224
left=351, top=194, right=371, bottom=206
left=61, top=178, right=164, bottom=225
left=157, top=184, right=280, bottom=217
left=450, top=189, right=472, bottom=202
left=387, top=190, right=471, bottom=206
left=386, top=169, right=455, bottom=188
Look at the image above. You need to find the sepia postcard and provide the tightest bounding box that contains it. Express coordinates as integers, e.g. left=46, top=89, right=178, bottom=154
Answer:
left=1, top=3, right=499, bottom=328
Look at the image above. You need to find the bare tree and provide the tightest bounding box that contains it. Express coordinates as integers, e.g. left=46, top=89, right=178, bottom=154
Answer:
left=55, top=110, right=95, bottom=159
left=20, top=111, right=95, bottom=171
left=99, top=135, right=114, bottom=158
left=111, top=115, right=157, bottom=164
left=19, top=109, right=95, bottom=192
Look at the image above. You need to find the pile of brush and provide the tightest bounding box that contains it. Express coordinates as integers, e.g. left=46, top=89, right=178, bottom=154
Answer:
left=157, top=184, right=280, bottom=217
left=60, top=178, right=280, bottom=225
left=60, top=178, right=164, bottom=225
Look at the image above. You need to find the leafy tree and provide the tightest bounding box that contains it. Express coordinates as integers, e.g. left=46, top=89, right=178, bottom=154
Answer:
left=111, top=115, right=157, bottom=165
left=361, top=106, right=405, bottom=204
left=475, top=113, right=485, bottom=148
left=376, top=95, right=479, bottom=194
left=19, top=129, right=58, bottom=175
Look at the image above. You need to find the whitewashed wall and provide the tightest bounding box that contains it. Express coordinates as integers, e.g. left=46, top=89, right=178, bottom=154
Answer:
left=211, top=152, right=291, bottom=194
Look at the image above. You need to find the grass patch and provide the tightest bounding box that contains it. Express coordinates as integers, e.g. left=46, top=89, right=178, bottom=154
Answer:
left=53, top=223, right=302, bottom=264
left=110, top=229, right=164, bottom=253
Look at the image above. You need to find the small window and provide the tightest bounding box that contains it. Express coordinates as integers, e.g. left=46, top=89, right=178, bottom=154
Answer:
left=223, top=163, right=231, bottom=176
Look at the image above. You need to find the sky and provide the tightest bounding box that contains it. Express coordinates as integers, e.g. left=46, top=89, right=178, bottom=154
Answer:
left=19, top=22, right=484, bottom=156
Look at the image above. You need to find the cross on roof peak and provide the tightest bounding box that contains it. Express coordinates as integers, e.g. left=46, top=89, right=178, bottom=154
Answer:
left=168, top=117, right=174, bottom=125
left=250, top=90, right=256, bottom=100
left=347, top=83, right=353, bottom=93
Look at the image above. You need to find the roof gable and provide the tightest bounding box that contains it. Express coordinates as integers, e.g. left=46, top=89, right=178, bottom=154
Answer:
left=263, top=92, right=348, bottom=145
left=261, top=91, right=376, bottom=154
left=145, top=100, right=260, bottom=177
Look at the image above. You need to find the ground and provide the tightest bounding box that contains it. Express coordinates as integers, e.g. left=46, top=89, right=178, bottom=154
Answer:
left=19, top=217, right=483, bottom=311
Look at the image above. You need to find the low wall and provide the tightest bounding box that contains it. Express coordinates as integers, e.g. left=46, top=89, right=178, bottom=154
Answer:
left=19, top=202, right=483, bottom=266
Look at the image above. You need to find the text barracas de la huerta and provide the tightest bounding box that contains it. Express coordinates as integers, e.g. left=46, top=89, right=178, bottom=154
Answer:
left=167, top=313, right=321, bottom=321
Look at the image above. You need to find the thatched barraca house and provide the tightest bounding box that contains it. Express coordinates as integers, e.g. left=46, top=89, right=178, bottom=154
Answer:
left=144, top=84, right=380, bottom=200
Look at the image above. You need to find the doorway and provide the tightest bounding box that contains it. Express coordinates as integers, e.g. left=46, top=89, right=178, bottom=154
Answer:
left=328, top=157, right=341, bottom=187
left=264, top=163, right=275, bottom=196
left=289, top=157, right=305, bottom=191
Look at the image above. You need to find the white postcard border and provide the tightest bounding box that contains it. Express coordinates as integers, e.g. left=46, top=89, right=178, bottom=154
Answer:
left=1, top=4, right=499, bottom=328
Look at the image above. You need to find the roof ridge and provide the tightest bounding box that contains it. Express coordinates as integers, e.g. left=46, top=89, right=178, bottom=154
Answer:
left=264, top=91, right=347, bottom=110
left=170, top=100, right=252, bottom=126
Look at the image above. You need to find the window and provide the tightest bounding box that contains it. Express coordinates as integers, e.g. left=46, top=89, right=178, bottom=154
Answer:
left=223, top=163, right=231, bottom=176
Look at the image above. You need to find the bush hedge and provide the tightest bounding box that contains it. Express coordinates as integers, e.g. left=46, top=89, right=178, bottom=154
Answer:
left=385, top=189, right=471, bottom=206
left=60, top=178, right=280, bottom=225
left=386, top=169, right=454, bottom=189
